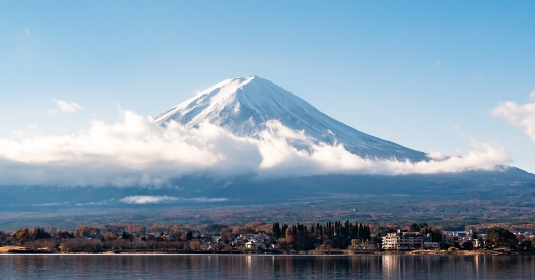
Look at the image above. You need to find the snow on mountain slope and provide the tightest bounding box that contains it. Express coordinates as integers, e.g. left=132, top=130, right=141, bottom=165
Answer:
left=154, top=76, right=427, bottom=161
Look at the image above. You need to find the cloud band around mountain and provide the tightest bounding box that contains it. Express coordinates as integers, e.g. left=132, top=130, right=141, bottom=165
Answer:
left=0, top=110, right=510, bottom=187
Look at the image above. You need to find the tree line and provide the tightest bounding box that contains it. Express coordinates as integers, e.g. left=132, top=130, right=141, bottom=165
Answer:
left=271, top=221, right=373, bottom=250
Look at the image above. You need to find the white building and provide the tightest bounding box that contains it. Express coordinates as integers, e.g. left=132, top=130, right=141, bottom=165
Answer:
left=245, top=240, right=266, bottom=249
left=443, top=231, right=470, bottom=238
left=239, top=234, right=268, bottom=241
left=382, top=230, right=431, bottom=250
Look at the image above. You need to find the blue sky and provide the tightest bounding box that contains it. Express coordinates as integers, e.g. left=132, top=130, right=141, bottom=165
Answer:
left=1, top=1, right=535, bottom=173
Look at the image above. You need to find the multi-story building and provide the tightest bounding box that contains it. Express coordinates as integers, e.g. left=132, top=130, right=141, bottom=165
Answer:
left=382, top=230, right=431, bottom=250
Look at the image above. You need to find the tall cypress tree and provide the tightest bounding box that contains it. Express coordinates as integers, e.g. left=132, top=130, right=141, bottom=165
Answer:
left=281, top=224, right=288, bottom=238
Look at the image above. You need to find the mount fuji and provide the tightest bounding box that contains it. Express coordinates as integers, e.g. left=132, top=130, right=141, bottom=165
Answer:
left=154, top=75, right=427, bottom=161
left=148, top=75, right=534, bottom=198
left=2, top=76, right=535, bottom=225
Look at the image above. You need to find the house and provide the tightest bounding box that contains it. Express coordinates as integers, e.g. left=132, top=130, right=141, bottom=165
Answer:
left=239, top=234, right=268, bottom=241
left=443, top=231, right=470, bottom=239
left=245, top=240, right=266, bottom=250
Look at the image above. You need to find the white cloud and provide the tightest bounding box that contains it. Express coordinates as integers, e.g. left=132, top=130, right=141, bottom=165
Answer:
left=30, top=202, right=68, bottom=207
left=0, top=110, right=261, bottom=187
left=185, top=197, right=228, bottom=203
left=119, top=195, right=228, bottom=204
left=120, top=195, right=178, bottom=204
left=426, top=150, right=445, bottom=160
left=255, top=124, right=509, bottom=177
left=491, top=94, right=535, bottom=142
left=52, top=98, right=83, bottom=113
left=75, top=200, right=111, bottom=206
left=0, top=110, right=511, bottom=187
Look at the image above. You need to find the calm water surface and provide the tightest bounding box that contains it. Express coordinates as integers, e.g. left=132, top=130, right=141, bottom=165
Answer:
left=1, top=254, right=535, bottom=279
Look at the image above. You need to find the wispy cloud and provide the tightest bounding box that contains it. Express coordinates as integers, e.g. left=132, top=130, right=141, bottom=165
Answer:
left=185, top=197, right=228, bottom=203
left=0, top=110, right=510, bottom=187
left=491, top=92, right=535, bottom=142
left=120, top=195, right=228, bottom=204
left=75, top=199, right=113, bottom=206
left=120, top=195, right=178, bottom=204
left=30, top=202, right=68, bottom=207
left=52, top=98, right=83, bottom=113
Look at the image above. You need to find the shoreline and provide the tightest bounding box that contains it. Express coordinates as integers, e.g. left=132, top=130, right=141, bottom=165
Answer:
left=1, top=246, right=531, bottom=256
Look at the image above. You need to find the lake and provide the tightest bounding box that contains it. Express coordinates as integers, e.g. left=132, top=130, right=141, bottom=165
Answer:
left=2, top=254, right=535, bottom=279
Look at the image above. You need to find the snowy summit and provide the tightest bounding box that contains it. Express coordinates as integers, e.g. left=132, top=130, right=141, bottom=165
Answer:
left=154, top=75, right=426, bottom=161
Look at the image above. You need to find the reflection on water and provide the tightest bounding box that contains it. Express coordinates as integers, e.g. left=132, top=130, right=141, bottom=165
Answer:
left=1, top=254, right=535, bottom=279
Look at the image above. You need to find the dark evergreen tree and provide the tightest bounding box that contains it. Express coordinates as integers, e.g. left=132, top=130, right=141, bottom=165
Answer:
left=185, top=231, right=193, bottom=241
left=281, top=224, right=288, bottom=238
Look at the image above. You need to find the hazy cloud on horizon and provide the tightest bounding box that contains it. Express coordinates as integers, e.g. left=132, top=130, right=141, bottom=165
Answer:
left=120, top=195, right=228, bottom=204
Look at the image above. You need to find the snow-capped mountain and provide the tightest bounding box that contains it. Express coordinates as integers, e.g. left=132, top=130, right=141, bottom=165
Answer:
left=154, top=75, right=427, bottom=161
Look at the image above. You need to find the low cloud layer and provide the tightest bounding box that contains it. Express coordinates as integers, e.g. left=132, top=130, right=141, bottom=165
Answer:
left=491, top=92, right=535, bottom=142
left=120, top=195, right=178, bottom=204
left=0, top=110, right=510, bottom=187
left=120, top=196, right=228, bottom=204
